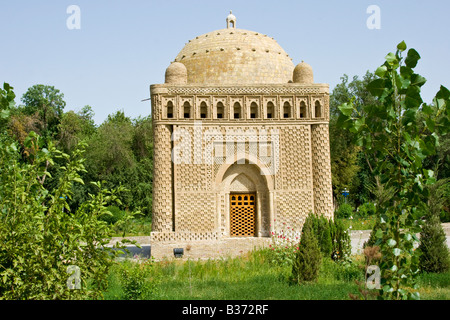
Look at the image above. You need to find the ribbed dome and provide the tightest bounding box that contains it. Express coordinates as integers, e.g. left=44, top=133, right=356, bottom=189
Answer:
left=174, top=28, right=295, bottom=85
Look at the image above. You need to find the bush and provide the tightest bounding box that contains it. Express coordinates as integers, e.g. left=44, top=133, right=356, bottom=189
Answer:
left=269, top=224, right=300, bottom=267
left=419, top=212, right=450, bottom=273
left=0, top=132, right=132, bottom=299
left=100, top=206, right=126, bottom=225
left=292, top=215, right=322, bottom=283
left=329, top=218, right=352, bottom=261
left=310, top=215, right=333, bottom=257
left=297, top=213, right=351, bottom=262
left=117, top=260, right=159, bottom=300
left=357, top=202, right=376, bottom=218
left=335, top=203, right=353, bottom=219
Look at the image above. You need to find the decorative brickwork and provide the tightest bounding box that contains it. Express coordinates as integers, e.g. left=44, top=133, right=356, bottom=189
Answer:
left=150, top=13, right=333, bottom=244
left=311, top=124, right=334, bottom=218
left=152, top=125, right=173, bottom=232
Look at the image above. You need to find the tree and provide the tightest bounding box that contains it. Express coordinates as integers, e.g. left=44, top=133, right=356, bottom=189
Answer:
left=291, top=214, right=322, bottom=283
left=0, top=84, right=135, bottom=299
left=338, top=41, right=450, bottom=299
left=79, top=111, right=153, bottom=216
left=418, top=210, right=450, bottom=273
left=330, top=71, right=381, bottom=205
left=418, top=179, right=450, bottom=273
left=21, top=84, right=66, bottom=141
left=57, top=107, right=97, bottom=153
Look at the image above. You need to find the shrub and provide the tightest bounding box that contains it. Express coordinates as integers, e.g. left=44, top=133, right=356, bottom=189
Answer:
left=292, top=216, right=322, bottom=283
left=0, top=132, right=132, bottom=299
left=357, top=202, right=376, bottom=218
left=329, top=218, right=352, bottom=262
left=311, top=215, right=333, bottom=257
left=419, top=212, right=450, bottom=273
left=335, top=203, right=353, bottom=219
left=117, top=260, right=159, bottom=300
left=269, top=224, right=300, bottom=267
left=100, top=206, right=126, bottom=225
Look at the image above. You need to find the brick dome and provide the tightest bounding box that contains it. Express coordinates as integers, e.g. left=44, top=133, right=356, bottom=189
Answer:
left=174, top=28, right=295, bottom=85
left=165, top=61, right=187, bottom=84
left=293, top=61, right=314, bottom=84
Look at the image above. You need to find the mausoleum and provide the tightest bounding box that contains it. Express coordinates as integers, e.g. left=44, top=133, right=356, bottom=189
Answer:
left=149, top=12, right=333, bottom=258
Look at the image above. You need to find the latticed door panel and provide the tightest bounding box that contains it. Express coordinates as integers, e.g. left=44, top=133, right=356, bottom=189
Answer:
left=230, top=193, right=256, bottom=237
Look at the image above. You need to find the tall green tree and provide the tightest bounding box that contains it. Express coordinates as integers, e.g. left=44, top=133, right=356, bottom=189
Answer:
left=330, top=71, right=381, bottom=205
left=338, top=41, right=450, bottom=300
left=21, top=84, right=66, bottom=141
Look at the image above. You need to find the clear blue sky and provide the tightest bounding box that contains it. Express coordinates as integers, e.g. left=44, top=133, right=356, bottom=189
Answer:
left=1, top=0, right=449, bottom=125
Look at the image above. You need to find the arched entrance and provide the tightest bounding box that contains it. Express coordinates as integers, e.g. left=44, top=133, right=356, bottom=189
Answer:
left=216, top=159, right=273, bottom=237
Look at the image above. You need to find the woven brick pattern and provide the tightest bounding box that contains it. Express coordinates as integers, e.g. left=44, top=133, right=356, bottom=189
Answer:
left=175, top=192, right=216, bottom=232
left=152, top=125, right=173, bottom=232
left=311, top=124, right=334, bottom=218
left=275, top=190, right=313, bottom=232
left=279, top=125, right=312, bottom=190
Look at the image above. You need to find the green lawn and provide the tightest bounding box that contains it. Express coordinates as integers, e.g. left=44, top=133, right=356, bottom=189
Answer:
left=337, top=215, right=377, bottom=231
left=102, top=248, right=450, bottom=300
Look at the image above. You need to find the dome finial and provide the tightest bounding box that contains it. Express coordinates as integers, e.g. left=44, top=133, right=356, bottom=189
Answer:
left=226, top=10, right=236, bottom=29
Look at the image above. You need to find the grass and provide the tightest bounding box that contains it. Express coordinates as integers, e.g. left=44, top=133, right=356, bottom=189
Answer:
left=337, top=215, right=377, bottom=231
left=102, top=248, right=450, bottom=300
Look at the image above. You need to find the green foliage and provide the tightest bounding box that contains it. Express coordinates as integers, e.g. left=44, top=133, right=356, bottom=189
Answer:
left=0, top=137, right=131, bottom=299
left=56, top=108, right=96, bottom=153
left=357, top=202, right=376, bottom=218
left=269, top=224, right=300, bottom=268
left=116, top=260, right=159, bottom=300
left=337, top=41, right=450, bottom=300
left=309, top=215, right=333, bottom=257
left=0, top=85, right=137, bottom=299
left=335, top=203, right=353, bottom=219
left=0, top=83, right=15, bottom=127
left=99, top=206, right=126, bottom=225
left=82, top=111, right=153, bottom=216
left=21, top=84, right=66, bottom=141
left=418, top=212, right=450, bottom=273
left=330, top=71, right=381, bottom=205
left=329, top=218, right=352, bottom=262
left=291, top=217, right=322, bottom=283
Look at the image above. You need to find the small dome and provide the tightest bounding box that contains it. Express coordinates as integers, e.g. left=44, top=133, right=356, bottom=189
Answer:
left=293, top=61, right=314, bottom=84
left=165, top=62, right=187, bottom=84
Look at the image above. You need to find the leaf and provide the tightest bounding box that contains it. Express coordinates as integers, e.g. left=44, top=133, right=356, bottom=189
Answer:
left=385, top=52, right=398, bottom=66
left=387, top=239, right=397, bottom=247
left=397, top=41, right=407, bottom=52
left=405, top=48, right=421, bottom=68
left=425, top=117, right=435, bottom=132
left=376, top=229, right=384, bottom=238
left=73, top=177, right=84, bottom=185
left=410, top=74, right=426, bottom=87
left=410, top=292, right=420, bottom=300
left=375, top=65, right=388, bottom=77
left=367, top=79, right=387, bottom=97
left=421, top=103, right=433, bottom=115
left=404, top=86, right=423, bottom=109
left=354, top=117, right=365, bottom=131
left=338, top=102, right=354, bottom=117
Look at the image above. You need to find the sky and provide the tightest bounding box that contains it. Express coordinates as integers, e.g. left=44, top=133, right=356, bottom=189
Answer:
left=1, top=0, right=449, bottom=125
